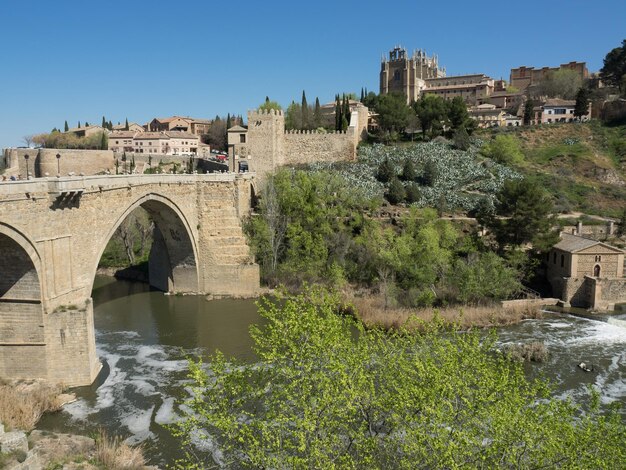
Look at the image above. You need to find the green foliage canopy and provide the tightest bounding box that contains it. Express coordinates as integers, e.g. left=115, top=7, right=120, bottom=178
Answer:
left=171, top=288, right=626, bottom=469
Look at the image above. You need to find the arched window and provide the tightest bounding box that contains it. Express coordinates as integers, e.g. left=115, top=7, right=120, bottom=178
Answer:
left=594, top=264, right=601, bottom=277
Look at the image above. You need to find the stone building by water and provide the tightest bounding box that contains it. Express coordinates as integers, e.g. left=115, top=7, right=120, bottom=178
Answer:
left=547, top=232, right=626, bottom=310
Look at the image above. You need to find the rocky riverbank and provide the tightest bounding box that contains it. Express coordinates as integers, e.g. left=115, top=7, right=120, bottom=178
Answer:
left=0, top=380, right=155, bottom=469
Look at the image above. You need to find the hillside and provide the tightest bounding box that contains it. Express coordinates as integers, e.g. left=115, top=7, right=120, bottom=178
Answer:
left=477, top=122, right=626, bottom=217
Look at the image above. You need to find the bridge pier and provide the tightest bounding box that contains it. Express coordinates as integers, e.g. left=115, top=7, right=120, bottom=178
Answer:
left=0, top=174, right=260, bottom=385
left=43, top=298, right=101, bottom=386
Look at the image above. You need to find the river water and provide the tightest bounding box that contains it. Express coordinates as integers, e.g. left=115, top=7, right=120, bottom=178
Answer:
left=38, top=276, right=626, bottom=467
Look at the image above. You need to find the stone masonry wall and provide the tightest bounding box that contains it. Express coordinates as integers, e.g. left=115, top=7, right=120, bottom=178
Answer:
left=245, top=105, right=367, bottom=182
left=595, top=277, right=626, bottom=310
left=283, top=130, right=356, bottom=165
left=4, top=148, right=115, bottom=178
left=0, top=173, right=259, bottom=385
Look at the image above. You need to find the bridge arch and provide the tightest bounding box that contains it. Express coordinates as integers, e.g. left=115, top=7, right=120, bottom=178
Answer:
left=0, top=223, right=46, bottom=379
left=90, top=192, right=200, bottom=294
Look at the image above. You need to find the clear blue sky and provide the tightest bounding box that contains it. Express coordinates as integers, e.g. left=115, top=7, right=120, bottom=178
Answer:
left=0, top=0, right=624, bottom=148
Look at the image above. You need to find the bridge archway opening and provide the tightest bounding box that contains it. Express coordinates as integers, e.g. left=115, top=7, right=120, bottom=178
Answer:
left=96, top=197, right=199, bottom=294
left=0, top=231, right=45, bottom=378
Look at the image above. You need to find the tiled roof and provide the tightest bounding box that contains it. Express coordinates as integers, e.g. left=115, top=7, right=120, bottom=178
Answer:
left=544, top=99, right=575, bottom=107
left=554, top=233, right=624, bottom=253
left=228, top=125, right=247, bottom=132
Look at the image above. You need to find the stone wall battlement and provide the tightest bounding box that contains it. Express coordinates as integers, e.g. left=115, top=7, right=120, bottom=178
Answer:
left=284, top=129, right=348, bottom=135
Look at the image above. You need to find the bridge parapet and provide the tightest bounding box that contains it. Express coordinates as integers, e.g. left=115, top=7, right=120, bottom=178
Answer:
left=0, top=173, right=255, bottom=196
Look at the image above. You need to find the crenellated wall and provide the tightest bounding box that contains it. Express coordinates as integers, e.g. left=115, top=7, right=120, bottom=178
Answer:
left=244, top=104, right=368, bottom=182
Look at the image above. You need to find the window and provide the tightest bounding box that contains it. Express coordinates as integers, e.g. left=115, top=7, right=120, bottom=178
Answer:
left=595, top=255, right=602, bottom=262
left=561, top=255, right=564, bottom=267
left=240, top=134, right=246, bottom=143
left=553, top=252, right=557, bottom=264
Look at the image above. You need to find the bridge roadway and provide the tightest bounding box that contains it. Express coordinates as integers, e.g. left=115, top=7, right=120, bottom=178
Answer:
left=0, top=173, right=259, bottom=385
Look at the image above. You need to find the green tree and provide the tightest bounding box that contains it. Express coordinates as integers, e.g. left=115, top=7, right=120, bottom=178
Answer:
left=335, top=95, right=342, bottom=131
left=124, top=118, right=129, bottom=131
left=259, top=98, right=282, bottom=112
left=523, top=98, right=534, bottom=125
left=405, top=182, right=421, bottom=203
left=285, top=101, right=302, bottom=130
left=600, top=39, right=626, bottom=93
left=452, top=126, right=470, bottom=150
left=385, top=177, right=406, bottom=204
left=226, top=113, right=232, bottom=130
left=421, top=160, right=437, bottom=186
left=413, top=94, right=448, bottom=137
left=400, top=159, right=417, bottom=181
left=574, top=87, right=590, bottom=120
left=447, top=96, right=470, bottom=131
left=172, top=288, right=626, bottom=469
left=101, top=116, right=106, bottom=128
left=481, top=134, right=524, bottom=165
left=301, top=90, right=309, bottom=130
left=374, top=92, right=413, bottom=135
left=99, top=131, right=108, bottom=150
left=536, top=69, right=582, bottom=99
left=376, top=158, right=395, bottom=183
left=477, top=178, right=558, bottom=250
left=77, top=121, right=81, bottom=128
left=64, top=120, right=69, bottom=132
left=313, top=97, right=322, bottom=128
left=450, top=252, right=522, bottom=304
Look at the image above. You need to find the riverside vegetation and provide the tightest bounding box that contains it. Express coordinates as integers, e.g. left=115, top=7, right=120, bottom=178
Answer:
left=171, top=287, right=626, bottom=469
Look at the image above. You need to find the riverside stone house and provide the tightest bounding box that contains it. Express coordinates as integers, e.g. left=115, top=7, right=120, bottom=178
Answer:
left=546, top=233, right=626, bottom=310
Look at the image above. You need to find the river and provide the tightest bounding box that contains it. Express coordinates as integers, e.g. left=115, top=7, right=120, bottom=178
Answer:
left=37, top=276, right=626, bottom=467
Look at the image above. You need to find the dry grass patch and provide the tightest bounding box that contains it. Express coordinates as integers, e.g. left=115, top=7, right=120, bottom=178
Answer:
left=344, top=292, right=542, bottom=331
left=94, top=430, right=146, bottom=470
left=0, top=380, right=68, bottom=431
left=503, top=342, right=549, bottom=363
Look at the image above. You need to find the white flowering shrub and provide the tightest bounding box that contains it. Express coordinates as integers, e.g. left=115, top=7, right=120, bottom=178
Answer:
left=305, top=142, right=521, bottom=211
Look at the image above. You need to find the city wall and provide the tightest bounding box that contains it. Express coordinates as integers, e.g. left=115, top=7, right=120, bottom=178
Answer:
left=244, top=104, right=367, bottom=182
left=3, top=148, right=114, bottom=178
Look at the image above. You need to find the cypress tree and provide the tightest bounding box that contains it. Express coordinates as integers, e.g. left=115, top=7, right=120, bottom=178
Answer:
left=313, top=97, right=322, bottom=128
left=85, top=122, right=89, bottom=127
left=400, top=159, right=417, bottom=181
left=335, top=95, right=342, bottom=131
left=64, top=120, right=69, bottom=132
left=301, top=90, right=309, bottom=130
left=360, top=88, right=365, bottom=102
left=102, top=116, right=106, bottom=128
left=574, top=87, right=590, bottom=120
left=100, top=132, right=107, bottom=150
left=342, top=94, right=351, bottom=125
left=386, top=177, right=406, bottom=205
left=376, top=158, right=395, bottom=183
left=77, top=121, right=81, bottom=128
left=124, top=118, right=129, bottom=131
left=226, top=113, right=232, bottom=129
left=405, top=183, right=421, bottom=203
left=108, top=120, right=113, bottom=130
left=523, top=98, right=534, bottom=125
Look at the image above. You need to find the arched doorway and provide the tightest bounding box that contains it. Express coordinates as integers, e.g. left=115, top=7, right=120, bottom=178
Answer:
left=0, top=231, right=45, bottom=379
left=594, top=264, right=601, bottom=277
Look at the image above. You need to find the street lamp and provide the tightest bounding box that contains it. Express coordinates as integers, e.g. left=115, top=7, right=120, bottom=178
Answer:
left=56, top=153, right=61, bottom=177
left=24, top=154, right=29, bottom=180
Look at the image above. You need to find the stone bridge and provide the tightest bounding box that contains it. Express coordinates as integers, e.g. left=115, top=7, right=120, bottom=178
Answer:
left=0, top=173, right=259, bottom=386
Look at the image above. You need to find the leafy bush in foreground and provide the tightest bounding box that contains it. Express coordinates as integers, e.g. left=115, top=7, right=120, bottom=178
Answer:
left=171, top=288, right=625, bottom=469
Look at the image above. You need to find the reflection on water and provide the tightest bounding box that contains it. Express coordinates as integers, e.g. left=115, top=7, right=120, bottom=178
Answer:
left=38, top=276, right=263, bottom=465
left=38, top=277, right=626, bottom=467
